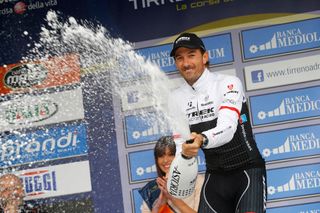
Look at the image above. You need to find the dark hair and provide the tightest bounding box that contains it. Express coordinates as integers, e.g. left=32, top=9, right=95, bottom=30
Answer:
left=154, top=136, right=176, bottom=177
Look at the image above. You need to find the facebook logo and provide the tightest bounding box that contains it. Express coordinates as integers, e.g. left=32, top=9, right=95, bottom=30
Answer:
left=127, top=91, right=139, bottom=103
left=251, top=70, right=264, bottom=83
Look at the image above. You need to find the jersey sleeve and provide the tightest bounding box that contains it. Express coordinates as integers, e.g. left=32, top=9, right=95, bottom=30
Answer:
left=202, top=76, right=245, bottom=148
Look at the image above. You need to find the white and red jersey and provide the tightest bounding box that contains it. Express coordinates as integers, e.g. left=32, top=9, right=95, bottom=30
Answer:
left=168, top=69, right=264, bottom=173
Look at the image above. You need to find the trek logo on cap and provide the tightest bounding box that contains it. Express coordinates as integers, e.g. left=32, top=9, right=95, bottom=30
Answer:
left=175, top=36, right=191, bottom=44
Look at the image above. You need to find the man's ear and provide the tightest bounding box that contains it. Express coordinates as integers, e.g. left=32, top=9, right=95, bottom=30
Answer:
left=203, top=51, right=209, bottom=64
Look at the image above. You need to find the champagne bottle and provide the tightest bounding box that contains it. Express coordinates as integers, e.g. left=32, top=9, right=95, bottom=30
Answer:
left=166, top=137, right=198, bottom=199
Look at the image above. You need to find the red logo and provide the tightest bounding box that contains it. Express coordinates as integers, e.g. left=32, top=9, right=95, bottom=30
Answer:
left=14, top=2, right=27, bottom=14
left=227, top=84, right=233, bottom=90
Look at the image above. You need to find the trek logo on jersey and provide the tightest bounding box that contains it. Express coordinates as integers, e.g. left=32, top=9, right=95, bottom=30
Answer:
left=251, top=70, right=264, bottom=83
left=267, top=164, right=320, bottom=200
left=20, top=170, right=57, bottom=197
left=241, top=18, right=320, bottom=60
left=250, top=86, right=320, bottom=126
left=5, top=99, right=58, bottom=124
left=187, top=107, right=215, bottom=122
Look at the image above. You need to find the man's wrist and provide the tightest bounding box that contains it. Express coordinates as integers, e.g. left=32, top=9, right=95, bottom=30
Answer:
left=200, top=133, right=208, bottom=148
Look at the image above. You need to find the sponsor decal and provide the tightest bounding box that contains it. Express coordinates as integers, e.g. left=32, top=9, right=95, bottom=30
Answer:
left=0, top=124, right=88, bottom=167
left=0, top=88, right=85, bottom=131
left=132, top=188, right=144, bottom=213
left=249, top=86, right=320, bottom=126
left=5, top=99, right=58, bottom=124
left=128, top=149, right=205, bottom=182
left=267, top=202, right=320, bottom=213
left=0, top=54, right=80, bottom=94
left=256, top=125, right=320, bottom=162
left=128, top=0, right=232, bottom=12
left=241, top=18, right=320, bottom=60
left=13, top=161, right=92, bottom=200
left=136, top=33, right=233, bottom=74
left=266, top=163, right=320, bottom=200
left=20, top=170, right=57, bottom=197
left=125, top=112, right=171, bottom=146
left=244, top=54, right=320, bottom=91
left=0, top=0, right=59, bottom=16
left=121, top=78, right=182, bottom=111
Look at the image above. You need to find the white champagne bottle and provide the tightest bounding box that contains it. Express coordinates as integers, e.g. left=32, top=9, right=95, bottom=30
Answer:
left=166, top=136, right=198, bottom=199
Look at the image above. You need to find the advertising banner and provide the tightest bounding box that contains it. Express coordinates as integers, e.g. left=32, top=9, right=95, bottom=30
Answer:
left=249, top=86, right=320, bottom=126
left=0, top=54, right=80, bottom=95
left=0, top=123, right=88, bottom=167
left=121, top=78, right=183, bottom=111
left=244, top=54, right=320, bottom=91
left=13, top=160, right=92, bottom=200
left=125, top=112, right=171, bottom=146
left=267, top=202, right=320, bottom=213
left=128, top=149, right=206, bottom=183
left=255, top=125, right=320, bottom=163
left=267, top=163, right=320, bottom=200
left=241, top=18, right=320, bottom=60
left=132, top=188, right=143, bottom=213
left=136, top=33, right=233, bottom=73
left=0, top=87, right=85, bottom=131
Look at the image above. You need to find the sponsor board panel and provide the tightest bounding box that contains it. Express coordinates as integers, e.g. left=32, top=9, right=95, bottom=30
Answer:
left=241, top=18, right=320, bottom=60
left=132, top=188, right=143, bottom=213
left=245, top=54, right=320, bottom=91
left=255, top=124, right=320, bottom=163
left=11, top=161, right=92, bottom=200
left=0, top=87, right=85, bottom=131
left=267, top=202, right=320, bottom=213
left=124, top=112, right=171, bottom=146
left=0, top=54, right=81, bottom=95
left=135, top=33, right=234, bottom=74
left=0, top=123, right=88, bottom=167
left=249, top=86, right=320, bottom=126
left=213, top=68, right=236, bottom=76
left=121, top=78, right=183, bottom=111
left=128, top=149, right=206, bottom=183
left=266, top=163, right=320, bottom=200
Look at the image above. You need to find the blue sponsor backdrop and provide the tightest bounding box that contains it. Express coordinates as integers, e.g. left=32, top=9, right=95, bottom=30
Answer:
left=125, top=112, right=171, bottom=146
left=136, top=33, right=233, bottom=73
left=128, top=148, right=206, bottom=182
left=249, top=86, right=320, bottom=126
left=0, top=124, right=88, bottom=167
left=267, top=202, right=320, bottom=213
left=255, top=124, right=320, bottom=162
left=267, top=163, right=320, bottom=200
left=132, top=188, right=144, bottom=213
left=241, top=18, right=320, bottom=60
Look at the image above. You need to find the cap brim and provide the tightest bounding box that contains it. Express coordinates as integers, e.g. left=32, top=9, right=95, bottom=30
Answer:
left=170, top=44, right=205, bottom=57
